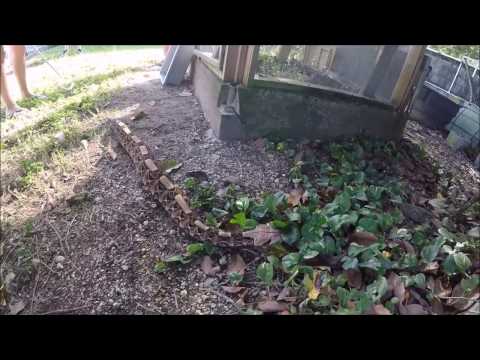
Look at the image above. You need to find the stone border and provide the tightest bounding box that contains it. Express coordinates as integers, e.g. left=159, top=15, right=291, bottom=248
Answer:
left=113, top=121, right=253, bottom=248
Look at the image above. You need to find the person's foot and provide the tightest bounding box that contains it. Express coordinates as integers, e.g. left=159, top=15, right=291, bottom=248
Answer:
left=22, top=93, right=48, bottom=101
left=5, top=106, right=24, bottom=118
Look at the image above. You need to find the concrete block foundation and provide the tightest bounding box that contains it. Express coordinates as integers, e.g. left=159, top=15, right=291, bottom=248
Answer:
left=192, top=57, right=407, bottom=142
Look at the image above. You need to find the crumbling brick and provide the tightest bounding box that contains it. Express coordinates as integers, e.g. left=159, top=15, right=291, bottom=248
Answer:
left=174, top=194, right=192, bottom=214
left=159, top=175, right=175, bottom=190
left=139, top=146, right=149, bottom=156
left=194, top=220, right=209, bottom=231
left=131, top=135, right=142, bottom=144
left=218, top=230, right=232, bottom=238
left=145, top=159, right=158, bottom=172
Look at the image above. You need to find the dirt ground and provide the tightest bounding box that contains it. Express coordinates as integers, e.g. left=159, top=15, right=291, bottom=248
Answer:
left=1, top=62, right=290, bottom=315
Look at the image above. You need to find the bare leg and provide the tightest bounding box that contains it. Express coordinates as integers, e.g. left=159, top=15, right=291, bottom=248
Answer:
left=4, top=45, right=32, bottom=99
left=0, top=46, right=21, bottom=113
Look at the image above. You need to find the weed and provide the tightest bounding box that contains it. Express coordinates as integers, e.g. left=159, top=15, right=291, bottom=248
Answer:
left=19, top=160, right=44, bottom=189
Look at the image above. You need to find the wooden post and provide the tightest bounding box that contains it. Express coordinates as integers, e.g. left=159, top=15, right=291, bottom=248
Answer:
left=241, top=46, right=259, bottom=87
left=391, top=45, right=427, bottom=110
left=222, top=45, right=241, bottom=82
left=278, top=45, right=292, bottom=61
left=234, top=45, right=249, bottom=83
left=362, top=45, right=399, bottom=98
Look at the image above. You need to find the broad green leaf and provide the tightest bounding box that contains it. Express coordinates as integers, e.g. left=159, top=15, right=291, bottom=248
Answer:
left=336, top=287, right=350, bottom=308
left=212, top=207, right=229, bottom=218
left=398, top=253, right=418, bottom=269
left=358, top=217, right=379, bottom=233
left=186, top=243, right=205, bottom=256
left=303, top=249, right=319, bottom=260
left=412, top=230, right=427, bottom=247
left=301, top=213, right=327, bottom=242
left=328, top=213, right=359, bottom=232
left=282, top=253, right=301, bottom=273
left=164, top=254, right=191, bottom=264
left=229, top=212, right=257, bottom=230
left=341, top=256, right=359, bottom=270
left=359, top=257, right=382, bottom=271
left=228, top=272, right=243, bottom=286
left=335, top=273, right=348, bottom=287
left=281, top=225, right=300, bottom=245
left=154, top=261, right=168, bottom=273
left=267, top=255, right=281, bottom=269
left=250, top=205, right=268, bottom=220
left=317, top=295, right=331, bottom=307
left=413, top=273, right=426, bottom=289
left=461, top=275, right=479, bottom=293
left=235, top=197, right=250, bottom=212
left=421, top=244, right=440, bottom=263
left=377, top=213, right=394, bottom=231
left=366, top=276, right=388, bottom=302
left=230, top=212, right=247, bottom=227
left=453, top=253, right=472, bottom=273
left=348, top=243, right=367, bottom=257
left=244, top=219, right=258, bottom=230
left=367, top=186, right=385, bottom=202
left=334, top=191, right=351, bottom=214
left=272, top=219, right=288, bottom=230
left=286, top=210, right=301, bottom=222
left=442, top=254, right=457, bottom=275
left=205, top=213, right=218, bottom=227
left=256, top=262, right=274, bottom=286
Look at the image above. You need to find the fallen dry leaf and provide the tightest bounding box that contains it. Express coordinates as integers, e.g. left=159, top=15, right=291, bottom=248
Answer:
left=399, top=240, right=416, bottom=255
left=257, top=300, right=288, bottom=313
left=399, top=303, right=428, bottom=315
left=431, top=297, right=444, bottom=315
left=200, top=256, right=220, bottom=276
left=221, top=286, right=245, bottom=294
left=433, top=278, right=451, bottom=298
left=81, top=139, right=89, bottom=150
left=346, top=269, right=363, bottom=289
left=227, top=254, right=246, bottom=275
left=349, top=231, right=378, bottom=246
left=301, top=190, right=310, bottom=204
left=9, top=300, right=25, bottom=315
left=446, top=284, right=480, bottom=310
left=277, top=287, right=291, bottom=301
left=369, top=304, right=392, bottom=315
left=388, top=272, right=405, bottom=302
left=409, top=289, right=430, bottom=308
left=423, top=261, right=440, bottom=274
left=243, top=224, right=281, bottom=246
left=287, top=188, right=303, bottom=207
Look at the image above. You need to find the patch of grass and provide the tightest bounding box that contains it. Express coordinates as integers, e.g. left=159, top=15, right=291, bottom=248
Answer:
left=27, top=45, right=164, bottom=68
left=16, top=67, right=137, bottom=111
left=19, top=160, right=44, bottom=189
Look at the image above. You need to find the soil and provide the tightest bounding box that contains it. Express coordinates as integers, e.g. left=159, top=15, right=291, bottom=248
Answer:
left=1, top=63, right=289, bottom=315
